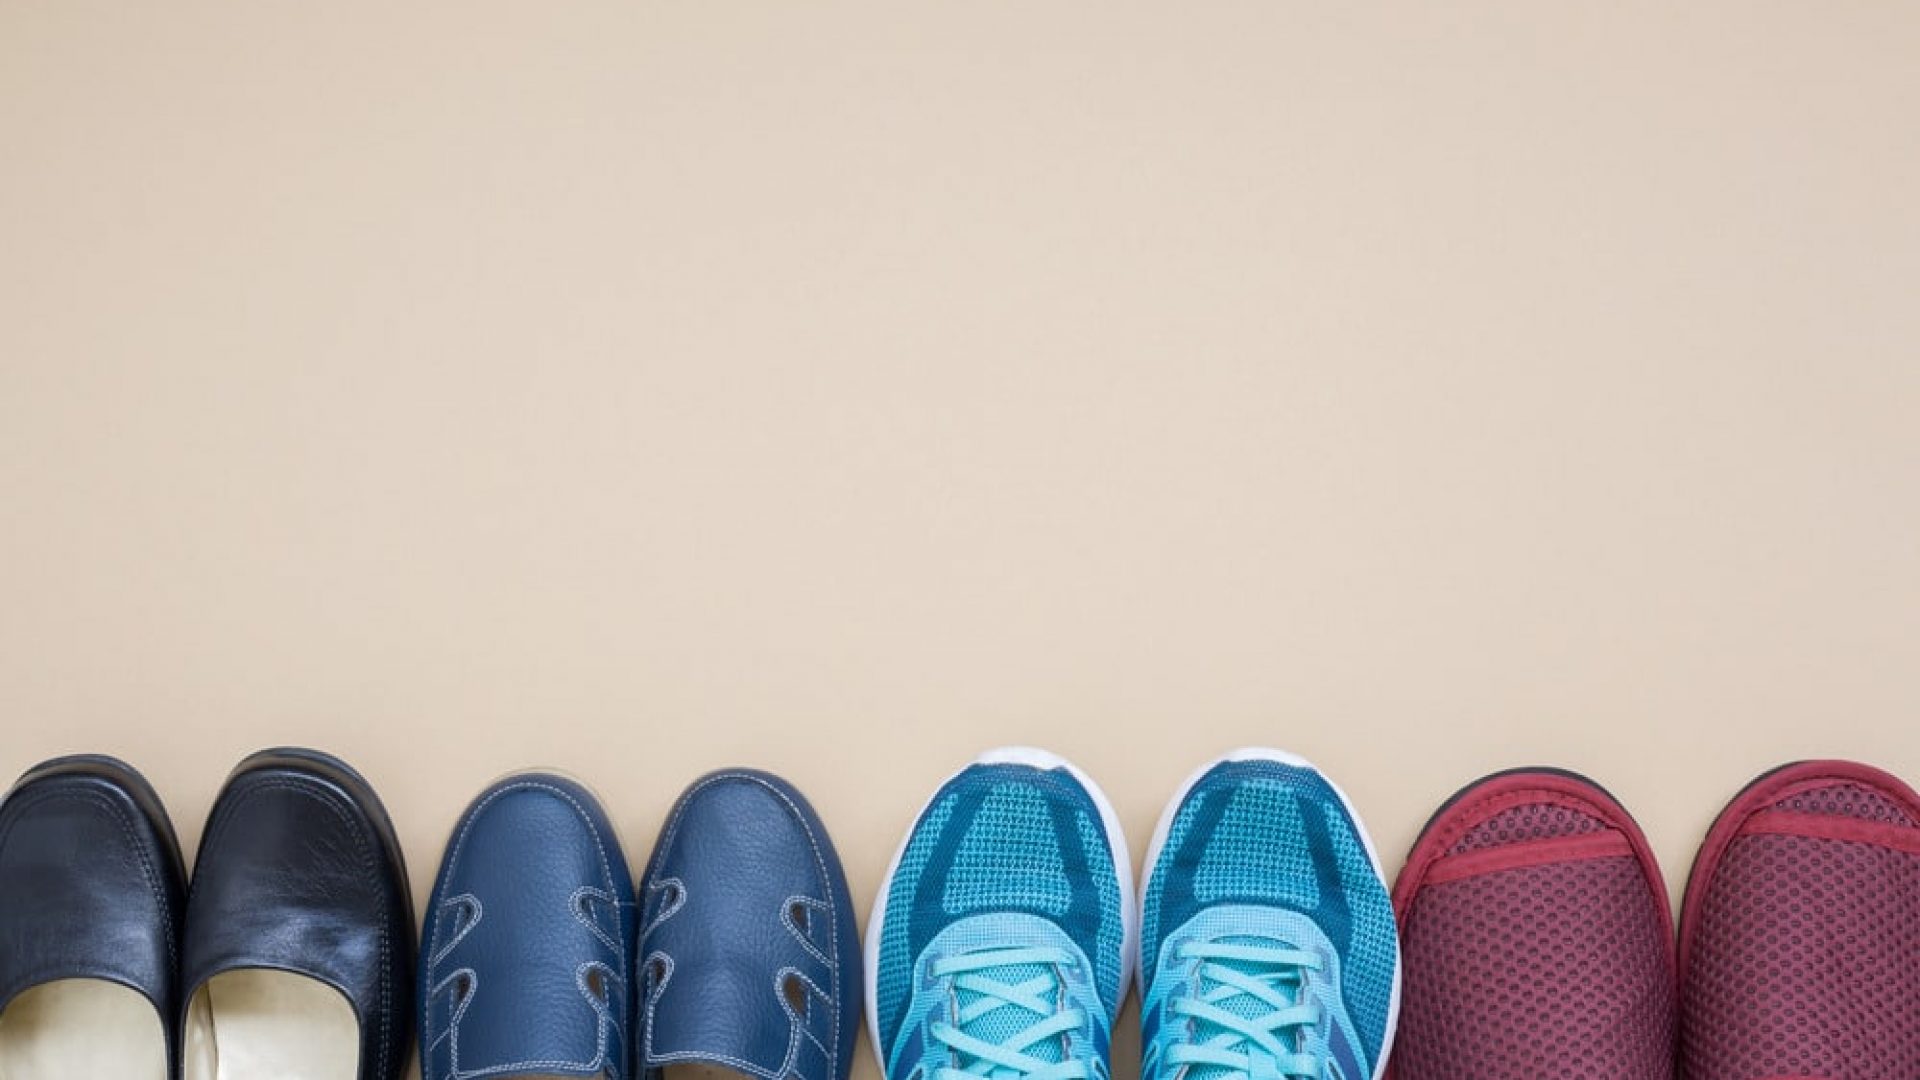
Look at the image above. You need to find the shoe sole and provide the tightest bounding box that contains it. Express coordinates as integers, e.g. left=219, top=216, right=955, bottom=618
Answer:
left=1138, top=748, right=1401, bottom=1080
left=862, top=746, right=1137, bottom=1078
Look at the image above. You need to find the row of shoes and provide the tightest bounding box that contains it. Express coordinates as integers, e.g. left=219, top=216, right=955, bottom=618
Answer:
left=876, top=749, right=1920, bottom=1080
left=1, top=746, right=1915, bottom=1079
left=0, top=748, right=869, bottom=1080
left=0, top=750, right=410, bottom=1080
left=1395, top=758, right=1920, bottom=1080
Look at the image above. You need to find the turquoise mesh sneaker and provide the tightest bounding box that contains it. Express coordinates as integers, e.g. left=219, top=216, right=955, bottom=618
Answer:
left=1140, top=750, right=1401, bottom=1080
left=865, top=748, right=1135, bottom=1080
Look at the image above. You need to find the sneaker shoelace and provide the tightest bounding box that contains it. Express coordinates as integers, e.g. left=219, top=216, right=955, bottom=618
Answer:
left=928, top=946, right=1088, bottom=1080
left=1165, top=940, right=1324, bottom=1080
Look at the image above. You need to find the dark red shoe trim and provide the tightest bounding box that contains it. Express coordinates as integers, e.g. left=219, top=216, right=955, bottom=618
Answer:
left=1393, top=767, right=1673, bottom=950
left=1387, top=768, right=1674, bottom=1080
left=1422, top=830, right=1635, bottom=886
left=1742, top=808, right=1920, bottom=854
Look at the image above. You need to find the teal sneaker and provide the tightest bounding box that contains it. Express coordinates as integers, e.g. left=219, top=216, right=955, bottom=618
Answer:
left=1140, top=750, right=1401, bottom=1080
left=865, top=748, right=1135, bottom=1080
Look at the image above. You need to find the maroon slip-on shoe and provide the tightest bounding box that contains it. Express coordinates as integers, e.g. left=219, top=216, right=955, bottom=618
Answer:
left=1678, top=759, right=1920, bottom=1080
left=1388, top=767, right=1676, bottom=1080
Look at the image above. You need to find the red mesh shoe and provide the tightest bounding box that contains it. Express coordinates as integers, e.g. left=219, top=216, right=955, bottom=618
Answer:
left=1678, top=760, right=1920, bottom=1080
left=1388, top=768, right=1676, bottom=1080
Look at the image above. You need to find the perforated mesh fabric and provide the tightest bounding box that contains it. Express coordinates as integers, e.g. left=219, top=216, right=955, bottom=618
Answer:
left=932, top=791, right=1077, bottom=1073
left=1449, top=802, right=1606, bottom=853
left=876, top=792, right=958, bottom=1054
left=944, top=784, right=1070, bottom=917
left=1193, top=782, right=1317, bottom=910
left=1077, top=812, right=1124, bottom=1002
left=1394, top=856, right=1675, bottom=1080
left=1394, top=786, right=1673, bottom=1080
left=1142, top=760, right=1399, bottom=1066
left=872, top=765, right=1128, bottom=1068
left=1141, top=797, right=1203, bottom=961
left=1772, top=782, right=1919, bottom=825
left=1322, top=801, right=1399, bottom=1053
left=1681, top=830, right=1920, bottom=1080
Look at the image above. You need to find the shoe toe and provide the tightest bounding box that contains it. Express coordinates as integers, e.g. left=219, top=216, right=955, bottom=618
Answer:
left=1392, top=769, right=1674, bottom=1080
left=869, top=755, right=1128, bottom=1077
left=1679, top=761, right=1920, bottom=1080
left=182, top=750, right=414, bottom=1080
left=641, top=770, right=859, bottom=1080
left=0, top=758, right=184, bottom=1027
left=421, top=774, right=635, bottom=1080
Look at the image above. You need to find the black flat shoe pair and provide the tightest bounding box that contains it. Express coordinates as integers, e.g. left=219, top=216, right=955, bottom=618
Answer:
left=0, top=749, right=414, bottom=1080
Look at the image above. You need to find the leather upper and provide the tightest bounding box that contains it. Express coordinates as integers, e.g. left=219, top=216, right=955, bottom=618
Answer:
left=180, top=748, right=416, bottom=1080
left=421, top=774, right=636, bottom=1080
left=0, top=755, right=186, bottom=1077
left=639, top=770, right=861, bottom=1080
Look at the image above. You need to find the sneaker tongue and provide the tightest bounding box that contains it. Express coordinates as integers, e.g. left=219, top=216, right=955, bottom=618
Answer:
left=956, top=961, right=1065, bottom=1077
left=1185, top=936, right=1303, bottom=1080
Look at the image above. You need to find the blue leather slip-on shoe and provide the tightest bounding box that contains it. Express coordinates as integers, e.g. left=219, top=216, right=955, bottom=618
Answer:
left=637, top=769, right=860, bottom=1080
left=865, top=747, right=1135, bottom=1080
left=421, top=773, right=636, bottom=1080
left=0, top=754, right=186, bottom=1080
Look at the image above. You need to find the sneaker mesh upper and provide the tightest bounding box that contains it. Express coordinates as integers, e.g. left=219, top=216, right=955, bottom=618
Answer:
left=872, top=764, right=1126, bottom=1065
left=943, top=784, right=1071, bottom=916
left=1192, top=781, right=1318, bottom=910
left=1142, top=760, right=1398, bottom=1068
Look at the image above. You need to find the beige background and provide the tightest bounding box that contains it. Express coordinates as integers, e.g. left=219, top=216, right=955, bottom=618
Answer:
left=3, top=2, right=1918, bottom=1077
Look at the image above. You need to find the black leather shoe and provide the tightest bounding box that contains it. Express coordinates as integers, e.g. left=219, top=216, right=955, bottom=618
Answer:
left=180, top=748, right=415, bottom=1080
left=0, top=754, right=186, bottom=1080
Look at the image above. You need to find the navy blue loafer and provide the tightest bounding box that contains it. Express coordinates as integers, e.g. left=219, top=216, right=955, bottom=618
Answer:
left=638, top=770, right=860, bottom=1080
left=421, top=774, right=636, bottom=1080
left=181, top=748, right=415, bottom=1080
left=0, top=755, right=186, bottom=1080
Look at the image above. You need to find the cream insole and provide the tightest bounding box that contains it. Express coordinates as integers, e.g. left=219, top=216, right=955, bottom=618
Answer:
left=184, top=969, right=359, bottom=1080
left=0, top=978, right=167, bottom=1080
